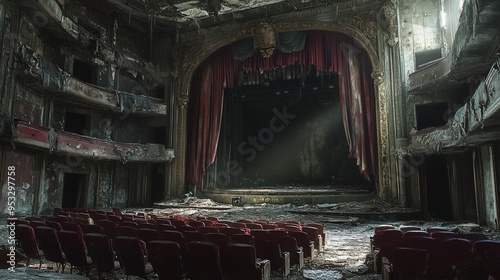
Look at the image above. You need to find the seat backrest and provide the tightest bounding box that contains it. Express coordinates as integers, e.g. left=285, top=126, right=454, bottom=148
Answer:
left=16, top=224, right=43, bottom=259
left=137, top=228, right=158, bottom=244
left=119, top=225, right=138, bottom=237
left=399, top=225, right=422, bottom=233
left=61, top=222, right=84, bottom=237
left=221, top=243, right=261, bottom=280
left=188, top=241, right=224, bottom=280
left=114, top=236, right=149, bottom=277
left=403, top=230, right=430, bottom=239
left=84, top=233, right=118, bottom=273
left=35, top=226, right=65, bottom=263
left=255, top=240, right=284, bottom=271
left=231, top=234, right=256, bottom=247
left=430, top=231, right=457, bottom=241
left=96, top=220, right=120, bottom=237
left=301, top=226, right=319, bottom=242
left=392, top=247, right=428, bottom=276
left=372, top=229, right=403, bottom=247
left=205, top=233, right=232, bottom=247
left=184, top=231, right=206, bottom=242
left=46, top=221, right=63, bottom=231
left=245, top=223, right=263, bottom=230
left=137, top=223, right=157, bottom=230
left=148, top=240, right=183, bottom=280
left=58, top=230, right=89, bottom=267
left=305, top=223, right=324, bottom=235
left=268, top=229, right=288, bottom=241
left=198, top=226, right=220, bottom=234
left=81, top=224, right=104, bottom=234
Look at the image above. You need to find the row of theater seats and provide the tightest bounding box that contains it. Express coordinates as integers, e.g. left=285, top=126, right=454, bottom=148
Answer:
left=13, top=209, right=326, bottom=279
left=371, top=224, right=500, bottom=280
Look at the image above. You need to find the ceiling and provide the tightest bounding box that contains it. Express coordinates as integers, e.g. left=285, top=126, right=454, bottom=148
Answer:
left=95, top=0, right=349, bottom=33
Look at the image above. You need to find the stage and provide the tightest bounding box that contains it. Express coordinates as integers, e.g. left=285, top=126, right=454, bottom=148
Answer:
left=199, top=185, right=376, bottom=205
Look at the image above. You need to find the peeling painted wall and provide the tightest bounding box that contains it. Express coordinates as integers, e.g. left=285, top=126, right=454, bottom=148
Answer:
left=0, top=148, right=36, bottom=216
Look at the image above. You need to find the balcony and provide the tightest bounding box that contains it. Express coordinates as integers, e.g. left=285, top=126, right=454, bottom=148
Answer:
left=16, top=45, right=167, bottom=117
left=407, top=61, right=500, bottom=155
left=10, top=122, right=174, bottom=163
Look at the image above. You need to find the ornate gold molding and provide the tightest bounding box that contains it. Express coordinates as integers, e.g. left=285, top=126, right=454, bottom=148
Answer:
left=372, top=70, right=391, bottom=198
left=173, top=19, right=390, bottom=196
left=383, top=1, right=399, bottom=47
left=252, top=22, right=278, bottom=58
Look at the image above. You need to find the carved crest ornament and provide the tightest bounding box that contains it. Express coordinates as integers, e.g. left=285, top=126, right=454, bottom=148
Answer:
left=252, top=22, right=278, bottom=58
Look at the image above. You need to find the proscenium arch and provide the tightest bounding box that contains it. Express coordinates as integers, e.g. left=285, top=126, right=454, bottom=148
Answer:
left=174, top=22, right=390, bottom=199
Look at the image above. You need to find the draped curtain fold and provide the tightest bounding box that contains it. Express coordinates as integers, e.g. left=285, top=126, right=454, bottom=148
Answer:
left=187, top=31, right=377, bottom=187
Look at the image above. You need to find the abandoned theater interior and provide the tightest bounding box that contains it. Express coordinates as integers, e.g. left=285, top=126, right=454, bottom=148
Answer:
left=1, top=0, right=500, bottom=279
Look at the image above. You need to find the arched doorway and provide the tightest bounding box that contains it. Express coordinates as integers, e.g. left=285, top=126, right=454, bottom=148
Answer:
left=184, top=30, right=378, bottom=193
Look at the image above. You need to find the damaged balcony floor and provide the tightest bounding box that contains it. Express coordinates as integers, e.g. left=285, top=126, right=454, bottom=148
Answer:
left=3, top=199, right=500, bottom=280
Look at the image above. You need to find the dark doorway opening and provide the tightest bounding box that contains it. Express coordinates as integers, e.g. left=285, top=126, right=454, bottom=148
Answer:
left=64, top=111, right=89, bottom=135
left=425, top=155, right=452, bottom=220
left=415, top=102, right=449, bottom=130
left=73, top=59, right=97, bottom=84
left=150, top=163, right=165, bottom=204
left=62, top=173, right=87, bottom=208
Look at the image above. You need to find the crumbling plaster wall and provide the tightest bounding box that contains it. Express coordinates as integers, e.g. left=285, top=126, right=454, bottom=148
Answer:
left=399, top=0, right=443, bottom=129
left=478, top=144, right=499, bottom=229
left=0, top=0, right=160, bottom=216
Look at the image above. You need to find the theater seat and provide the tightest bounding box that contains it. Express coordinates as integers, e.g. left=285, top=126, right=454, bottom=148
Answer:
left=221, top=243, right=271, bottom=280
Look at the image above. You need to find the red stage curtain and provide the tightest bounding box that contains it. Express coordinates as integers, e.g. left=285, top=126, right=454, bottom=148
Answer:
left=186, top=31, right=377, bottom=187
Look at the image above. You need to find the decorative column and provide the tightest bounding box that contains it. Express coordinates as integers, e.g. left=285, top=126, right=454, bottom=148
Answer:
left=372, top=70, right=391, bottom=200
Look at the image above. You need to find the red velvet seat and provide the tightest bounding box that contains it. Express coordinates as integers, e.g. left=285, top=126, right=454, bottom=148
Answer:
left=137, top=228, right=158, bottom=244
left=231, top=234, right=256, bottom=247
left=16, top=224, right=45, bottom=268
left=35, top=226, right=67, bottom=272
left=205, top=232, right=232, bottom=247
left=250, top=229, right=269, bottom=242
left=61, top=222, right=84, bottom=237
left=430, top=230, right=457, bottom=241
left=371, top=228, right=403, bottom=273
left=245, top=223, right=264, bottom=230
left=148, top=240, right=184, bottom=280
left=114, top=236, right=154, bottom=279
left=188, top=241, right=224, bottom=280
left=184, top=231, right=206, bottom=242
left=277, top=236, right=304, bottom=270
left=220, top=227, right=247, bottom=236
left=81, top=224, right=104, bottom=234
left=473, top=239, right=500, bottom=279
left=402, top=230, right=430, bottom=239
left=267, top=229, right=288, bottom=241
left=157, top=223, right=176, bottom=231
left=301, top=226, right=322, bottom=253
left=399, top=225, right=422, bottom=233
left=305, top=223, right=326, bottom=247
left=288, top=230, right=314, bottom=260
left=96, top=220, right=120, bottom=238
left=46, top=221, right=63, bottom=231
left=58, top=230, right=94, bottom=276
left=84, top=233, right=122, bottom=279
left=138, top=223, right=157, bottom=230
left=255, top=240, right=290, bottom=276
left=120, top=225, right=138, bottom=237
left=383, top=247, right=428, bottom=280
left=198, top=226, right=220, bottom=234
left=221, top=243, right=271, bottom=280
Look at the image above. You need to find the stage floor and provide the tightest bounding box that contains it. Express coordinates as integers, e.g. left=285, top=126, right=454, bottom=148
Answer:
left=200, top=185, right=376, bottom=205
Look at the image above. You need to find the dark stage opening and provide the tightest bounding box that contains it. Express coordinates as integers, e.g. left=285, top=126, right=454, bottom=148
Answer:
left=210, top=70, right=367, bottom=188
left=424, top=155, right=452, bottom=220
left=62, top=173, right=87, bottom=208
